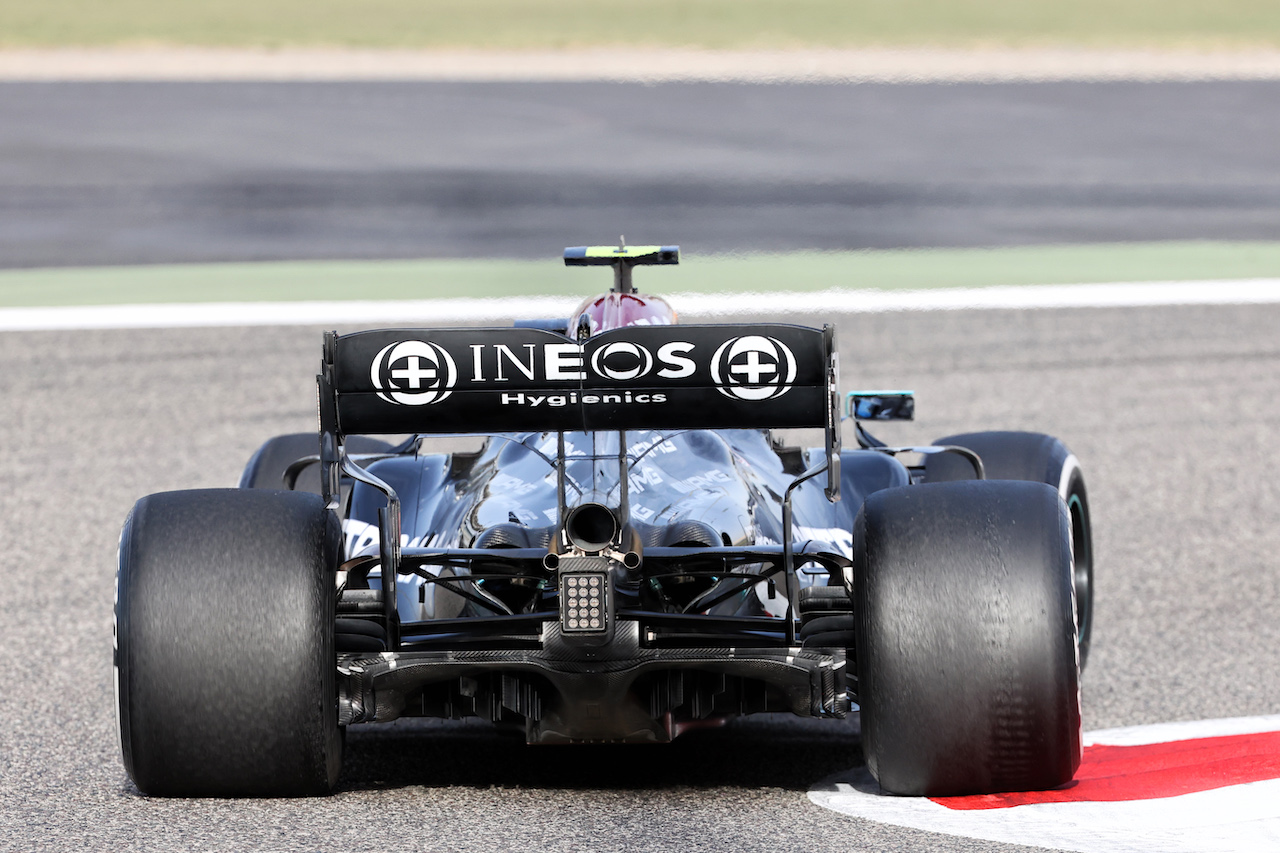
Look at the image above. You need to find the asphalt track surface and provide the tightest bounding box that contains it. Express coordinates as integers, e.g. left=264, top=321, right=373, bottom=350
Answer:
left=1, top=301, right=1278, bottom=852
left=4, top=79, right=1280, bottom=267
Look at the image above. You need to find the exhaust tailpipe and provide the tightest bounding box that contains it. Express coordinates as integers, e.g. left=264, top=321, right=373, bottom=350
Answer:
left=564, top=503, right=619, bottom=553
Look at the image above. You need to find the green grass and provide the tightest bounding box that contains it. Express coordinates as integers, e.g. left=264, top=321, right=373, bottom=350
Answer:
left=3, top=0, right=1280, bottom=50
left=3, top=241, right=1279, bottom=308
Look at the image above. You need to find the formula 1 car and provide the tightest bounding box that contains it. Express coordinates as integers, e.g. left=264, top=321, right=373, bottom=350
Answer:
left=115, top=245, right=1092, bottom=799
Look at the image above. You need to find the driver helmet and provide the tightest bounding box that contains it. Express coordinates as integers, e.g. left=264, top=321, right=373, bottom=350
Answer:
left=568, top=292, right=678, bottom=337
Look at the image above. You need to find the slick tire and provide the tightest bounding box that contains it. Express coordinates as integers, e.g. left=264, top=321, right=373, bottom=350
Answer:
left=239, top=433, right=393, bottom=492
left=855, top=480, right=1082, bottom=797
left=116, top=488, right=344, bottom=797
left=925, top=431, right=1093, bottom=668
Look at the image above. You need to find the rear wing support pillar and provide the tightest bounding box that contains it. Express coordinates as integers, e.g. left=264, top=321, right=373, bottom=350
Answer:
left=823, top=324, right=841, bottom=502
left=320, top=330, right=402, bottom=647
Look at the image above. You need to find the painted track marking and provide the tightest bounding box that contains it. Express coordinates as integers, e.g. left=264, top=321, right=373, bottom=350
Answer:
left=810, top=714, right=1280, bottom=853
left=3, top=280, right=1280, bottom=331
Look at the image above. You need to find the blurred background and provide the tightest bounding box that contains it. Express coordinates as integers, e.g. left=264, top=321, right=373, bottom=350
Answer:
left=4, top=0, right=1280, bottom=50
left=2, top=0, right=1280, bottom=303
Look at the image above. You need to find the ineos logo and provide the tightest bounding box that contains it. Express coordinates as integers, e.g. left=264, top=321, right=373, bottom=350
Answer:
left=590, top=341, right=653, bottom=381
left=370, top=340, right=458, bottom=406
left=710, top=335, right=796, bottom=401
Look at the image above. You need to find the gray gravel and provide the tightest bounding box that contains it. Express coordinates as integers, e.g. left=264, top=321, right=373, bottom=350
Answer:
left=4, top=80, right=1280, bottom=267
left=1, top=302, right=1277, bottom=851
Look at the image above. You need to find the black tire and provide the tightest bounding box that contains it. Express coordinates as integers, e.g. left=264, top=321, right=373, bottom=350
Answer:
left=116, top=489, right=344, bottom=797
left=925, top=431, right=1093, bottom=668
left=798, top=584, right=854, bottom=615
left=800, top=614, right=857, bottom=651
left=239, top=433, right=394, bottom=492
left=855, top=480, right=1081, bottom=796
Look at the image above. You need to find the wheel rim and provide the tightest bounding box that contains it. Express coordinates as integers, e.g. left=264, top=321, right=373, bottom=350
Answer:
left=1067, top=489, right=1093, bottom=657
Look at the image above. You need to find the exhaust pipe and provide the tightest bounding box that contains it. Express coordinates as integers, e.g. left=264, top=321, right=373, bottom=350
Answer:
left=563, top=502, right=619, bottom=553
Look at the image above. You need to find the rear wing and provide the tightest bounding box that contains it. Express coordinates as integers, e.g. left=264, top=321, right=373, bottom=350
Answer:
left=318, top=321, right=840, bottom=498
left=320, top=323, right=836, bottom=435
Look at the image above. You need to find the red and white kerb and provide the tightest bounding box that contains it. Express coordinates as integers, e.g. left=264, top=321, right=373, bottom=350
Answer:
left=810, top=715, right=1280, bottom=853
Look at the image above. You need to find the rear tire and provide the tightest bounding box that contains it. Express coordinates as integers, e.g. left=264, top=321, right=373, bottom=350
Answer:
left=855, top=480, right=1081, bottom=796
left=116, top=489, right=343, bottom=797
left=926, top=431, right=1093, bottom=667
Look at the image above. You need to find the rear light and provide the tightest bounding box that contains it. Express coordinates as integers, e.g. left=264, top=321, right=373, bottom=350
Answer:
left=560, top=571, right=608, bottom=633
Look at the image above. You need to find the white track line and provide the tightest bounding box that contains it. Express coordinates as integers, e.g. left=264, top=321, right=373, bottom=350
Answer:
left=1086, top=713, right=1280, bottom=747
left=2, top=280, right=1278, bottom=331
left=7, top=48, right=1280, bottom=83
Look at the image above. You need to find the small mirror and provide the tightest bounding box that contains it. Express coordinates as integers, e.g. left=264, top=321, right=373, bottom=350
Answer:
left=845, top=391, right=915, bottom=421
